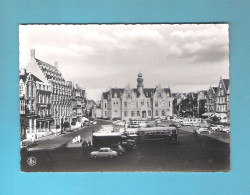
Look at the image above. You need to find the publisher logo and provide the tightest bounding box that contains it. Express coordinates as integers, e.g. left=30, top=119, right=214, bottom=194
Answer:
left=27, top=157, right=36, bottom=166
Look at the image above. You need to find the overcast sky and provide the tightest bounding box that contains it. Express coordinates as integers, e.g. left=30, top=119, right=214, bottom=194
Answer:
left=19, top=24, right=229, bottom=101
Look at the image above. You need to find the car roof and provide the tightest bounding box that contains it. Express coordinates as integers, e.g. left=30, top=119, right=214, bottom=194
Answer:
left=100, top=147, right=111, bottom=150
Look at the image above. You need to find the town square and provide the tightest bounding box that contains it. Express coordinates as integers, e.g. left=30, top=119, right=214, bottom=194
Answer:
left=19, top=24, right=230, bottom=172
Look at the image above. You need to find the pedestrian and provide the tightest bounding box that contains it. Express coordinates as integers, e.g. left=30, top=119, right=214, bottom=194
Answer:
left=31, top=135, right=35, bottom=143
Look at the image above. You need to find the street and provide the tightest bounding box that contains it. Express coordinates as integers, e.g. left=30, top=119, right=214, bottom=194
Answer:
left=21, top=120, right=230, bottom=172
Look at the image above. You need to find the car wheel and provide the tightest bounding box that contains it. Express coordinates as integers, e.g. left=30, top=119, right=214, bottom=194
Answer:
left=92, top=155, right=97, bottom=159
left=109, top=155, right=113, bottom=159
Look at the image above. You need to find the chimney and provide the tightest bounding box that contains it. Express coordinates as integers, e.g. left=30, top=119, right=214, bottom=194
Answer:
left=31, top=49, right=35, bottom=59
left=54, top=61, right=58, bottom=69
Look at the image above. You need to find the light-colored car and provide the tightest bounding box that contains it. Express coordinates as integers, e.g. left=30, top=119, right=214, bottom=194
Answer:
left=92, top=121, right=97, bottom=125
left=221, top=127, right=230, bottom=133
left=116, top=121, right=125, bottom=126
left=113, top=120, right=121, bottom=124
left=193, top=128, right=211, bottom=135
left=155, top=118, right=162, bottom=124
left=215, top=125, right=224, bottom=132
left=90, top=147, right=118, bottom=159
left=99, top=125, right=114, bottom=132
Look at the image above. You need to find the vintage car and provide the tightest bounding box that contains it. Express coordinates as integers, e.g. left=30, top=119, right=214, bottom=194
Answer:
left=193, top=128, right=212, bottom=135
left=90, top=147, right=118, bottom=159
left=221, top=127, right=230, bottom=133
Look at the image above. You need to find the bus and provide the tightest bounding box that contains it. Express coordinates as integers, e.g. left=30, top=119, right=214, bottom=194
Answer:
left=92, top=132, right=135, bottom=148
left=138, top=126, right=177, bottom=143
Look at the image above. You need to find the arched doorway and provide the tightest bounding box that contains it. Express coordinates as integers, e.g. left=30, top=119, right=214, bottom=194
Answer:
left=142, top=111, right=146, bottom=119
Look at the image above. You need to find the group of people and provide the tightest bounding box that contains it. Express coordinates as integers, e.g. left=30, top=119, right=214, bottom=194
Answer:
left=71, top=135, right=92, bottom=148
left=72, top=135, right=82, bottom=144
left=82, top=140, right=91, bottom=148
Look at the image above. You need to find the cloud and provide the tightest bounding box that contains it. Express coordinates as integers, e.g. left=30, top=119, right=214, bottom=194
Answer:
left=19, top=24, right=229, bottom=101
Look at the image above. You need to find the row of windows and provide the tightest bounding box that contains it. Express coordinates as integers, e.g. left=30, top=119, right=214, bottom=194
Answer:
left=36, top=94, right=51, bottom=104
left=124, top=111, right=152, bottom=117
left=217, top=105, right=227, bottom=112
left=124, top=101, right=150, bottom=108
left=217, top=97, right=226, bottom=103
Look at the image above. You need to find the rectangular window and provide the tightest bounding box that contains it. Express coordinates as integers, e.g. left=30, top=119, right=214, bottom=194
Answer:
left=148, top=110, right=151, bottom=116
left=131, top=111, right=135, bottom=117
left=105, top=111, right=107, bottom=116
left=147, top=102, right=150, bottom=107
left=155, top=102, right=158, bottom=107
left=124, top=111, right=127, bottom=117
left=124, top=102, right=127, bottom=108
left=105, top=103, right=106, bottom=108
left=155, top=110, right=158, bottom=116
left=141, top=101, right=144, bottom=106
left=162, top=110, right=165, bottom=116
left=137, top=111, right=140, bottom=116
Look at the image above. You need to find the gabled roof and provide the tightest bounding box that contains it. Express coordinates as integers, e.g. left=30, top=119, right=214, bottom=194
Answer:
left=20, top=72, right=43, bottom=83
left=212, top=87, right=218, bottom=93
left=164, top=88, right=171, bottom=95
left=35, top=58, right=57, bottom=71
left=111, top=88, right=125, bottom=98
left=223, top=79, right=230, bottom=90
left=102, top=91, right=109, bottom=100
left=143, top=88, right=155, bottom=98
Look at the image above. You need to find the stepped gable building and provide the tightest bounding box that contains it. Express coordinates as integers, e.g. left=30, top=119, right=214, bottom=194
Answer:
left=196, top=90, right=208, bottom=118
left=215, top=77, right=230, bottom=118
left=68, top=82, right=86, bottom=124
left=19, top=68, right=52, bottom=140
left=206, top=86, right=218, bottom=113
left=26, top=49, right=72, bottom=128
left=101, top=72, right=174, bottom=121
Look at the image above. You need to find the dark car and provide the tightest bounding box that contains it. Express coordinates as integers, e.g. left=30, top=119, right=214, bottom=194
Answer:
left=122, top=142, right=136, bottom=151
left=82, top=121, right=89, bottom=126
left=109, top=144, right=125, bottom=155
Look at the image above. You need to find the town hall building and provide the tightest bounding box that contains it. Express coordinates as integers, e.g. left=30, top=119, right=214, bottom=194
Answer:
left=101, top=72, right=174, bottom=121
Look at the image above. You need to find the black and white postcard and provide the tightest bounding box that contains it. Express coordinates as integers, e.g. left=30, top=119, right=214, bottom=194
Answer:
left=19, top=24, right=230, bottom=172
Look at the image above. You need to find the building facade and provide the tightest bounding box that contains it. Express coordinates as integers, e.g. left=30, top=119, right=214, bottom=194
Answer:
left=26, top=49, right=72, bottom=129
left=206, top=86, right=218, bottom=113
left=101, top=72, right=173, bottom=121
left=19, top=68, right=52, bottom=140
left=215, top=78, right=230, bottom=116
left=196, top=90, right=208, bottom=118
left=69, top=82, right=86, bottom=124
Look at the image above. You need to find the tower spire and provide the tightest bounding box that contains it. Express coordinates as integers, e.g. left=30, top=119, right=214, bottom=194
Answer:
left=137, top=71, right=144, bottom=94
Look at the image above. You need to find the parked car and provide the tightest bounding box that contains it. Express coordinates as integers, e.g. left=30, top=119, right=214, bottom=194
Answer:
left=215, top=125, right=224, bottom=132
left=116, top=121, right=125, bottom=126
left=221, top=127, right=230, bottom=133
left=92, top=121, right=97, bottom=125
left=90, top=147, right=118, bottom=159
left=193, top=128, right=211, bottom=135
left=82, top=120, right=89, bottom=126
left=169, top=122, right=181, bottom=128
left=122, top=142, right=136, bottom=151
left=99, top=125, right=114, bottom=132
left=155, top=118, right=162, bottom=124
left=110, top=144, right=125, bottom=155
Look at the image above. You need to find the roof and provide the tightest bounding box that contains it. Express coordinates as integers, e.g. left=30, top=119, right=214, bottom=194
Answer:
left=103, top=87, right=172, bottom=99
left=35, top=58, right=57, bottom=71
left=102, top=91, right=109, bottom=99
left=111, top=88, right=125, bottom=98
left=20, top=72, right=43, bottom=83
left=223, top=79, right=230, bottom=90
left=212, top=87, right=218, bottom=93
